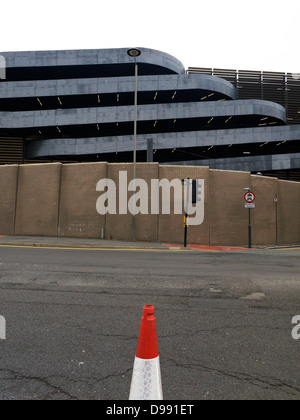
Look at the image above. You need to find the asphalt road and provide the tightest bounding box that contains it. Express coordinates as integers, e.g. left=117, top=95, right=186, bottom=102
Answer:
left=0, top=246, right=299, bottom=400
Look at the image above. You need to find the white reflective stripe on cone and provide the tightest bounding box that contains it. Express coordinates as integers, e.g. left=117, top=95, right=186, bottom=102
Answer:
left=129, top=356, right=163, bottom=400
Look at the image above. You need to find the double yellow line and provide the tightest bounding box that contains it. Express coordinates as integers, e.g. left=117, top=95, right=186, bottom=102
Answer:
left=0, top=244, right=185, bottom=252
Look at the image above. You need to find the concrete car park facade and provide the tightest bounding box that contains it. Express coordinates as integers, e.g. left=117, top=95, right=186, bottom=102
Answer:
left=0, top=47, right=299, bottom=181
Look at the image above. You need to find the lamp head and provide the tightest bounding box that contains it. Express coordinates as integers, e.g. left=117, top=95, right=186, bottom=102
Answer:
left=127, top=48, right=141, bottom=58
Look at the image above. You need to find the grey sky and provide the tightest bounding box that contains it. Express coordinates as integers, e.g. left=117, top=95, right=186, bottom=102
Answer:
left=0, top=0, right=299, bottom=73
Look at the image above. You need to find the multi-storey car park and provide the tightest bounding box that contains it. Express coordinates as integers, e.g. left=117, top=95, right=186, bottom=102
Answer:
left=0, top=47, right=299, bottom=181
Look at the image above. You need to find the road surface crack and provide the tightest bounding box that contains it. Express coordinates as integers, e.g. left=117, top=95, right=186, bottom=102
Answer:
left=164, top=359, right=300, bottom=396
left=0, top=368, right=79, bottom=400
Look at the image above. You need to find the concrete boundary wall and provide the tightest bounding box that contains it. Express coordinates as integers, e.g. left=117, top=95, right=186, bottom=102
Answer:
left=158, top=165, right=210, bottom=245
left=209, top=170, right=251, bottom=246
left=14, top=163, right=62, bottom=236
left=0, top=164, right=19, bottom=235
left=0, top=162, right=299, bottom=246
left=58, top=162, right=108, bottom=239
left=277, top=180, right=300, bottom=245
left=105, top=163, right=159, bottom=242
left=250, top=175, right=278, bottom=246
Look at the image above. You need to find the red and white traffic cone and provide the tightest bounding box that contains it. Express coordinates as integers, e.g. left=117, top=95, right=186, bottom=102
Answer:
left=129, top=305, right=163, bottom=400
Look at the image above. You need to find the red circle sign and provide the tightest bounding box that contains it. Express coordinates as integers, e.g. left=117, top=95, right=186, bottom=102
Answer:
left=244, top=192, right=255, bottom=203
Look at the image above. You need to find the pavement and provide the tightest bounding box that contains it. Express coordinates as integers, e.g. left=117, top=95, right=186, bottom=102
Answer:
left=0, top=235, right=299, bottom=252
left=0, top=235, right=166, bottom=250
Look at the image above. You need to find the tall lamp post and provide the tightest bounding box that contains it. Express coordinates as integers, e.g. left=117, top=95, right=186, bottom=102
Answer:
left=127, top=48, right=141, bottom=242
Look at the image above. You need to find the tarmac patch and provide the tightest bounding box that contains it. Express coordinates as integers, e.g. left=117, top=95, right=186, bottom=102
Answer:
left=240, top=292, right=266, bottom=301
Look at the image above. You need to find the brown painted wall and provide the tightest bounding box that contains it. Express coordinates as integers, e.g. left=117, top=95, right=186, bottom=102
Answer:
left=1, top=162, right=300, bottom=246
left=14, top=163, right=62, bottom=236
left=105, top=163, right=159, bottom=242
left=278, top=180, right=300, bottom=245
left=58, top=162, right=107, bottom=238
left=209, top=169, right=251, bottom=246
left=0, top=165, right=19, bottom=235
left=158, top=165, right=210, bottom=244
left=250, top=175, right=278, bottom=245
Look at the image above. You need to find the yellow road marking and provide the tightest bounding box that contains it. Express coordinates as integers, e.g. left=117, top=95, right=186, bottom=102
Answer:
left=0, top=244, right=186, bottom=252
left=2, top=243, right=298, bottom=252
